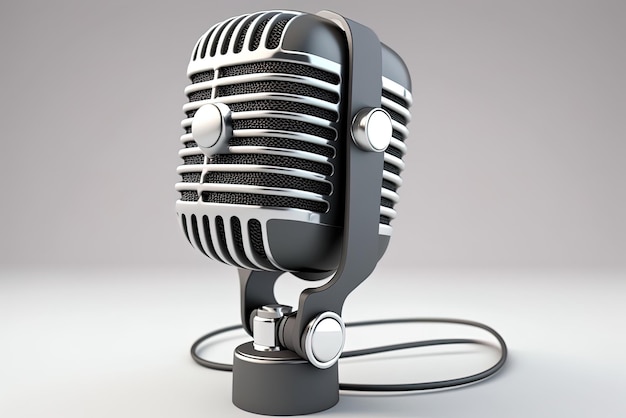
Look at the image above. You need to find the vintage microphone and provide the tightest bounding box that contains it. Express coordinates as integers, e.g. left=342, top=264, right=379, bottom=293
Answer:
left=176, top=9, right=412, bottom=415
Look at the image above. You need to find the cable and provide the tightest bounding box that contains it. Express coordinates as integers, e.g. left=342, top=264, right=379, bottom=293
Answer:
left=190, top=317, right=507, bottom=392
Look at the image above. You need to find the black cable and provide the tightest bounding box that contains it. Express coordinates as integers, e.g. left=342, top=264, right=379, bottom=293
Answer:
left=190, top=324, right=240, bottom=371
left=190, top=317, right=507, bottom=392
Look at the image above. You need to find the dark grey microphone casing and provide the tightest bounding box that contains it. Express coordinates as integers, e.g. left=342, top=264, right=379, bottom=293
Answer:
left=176, top=10, right=411, bottom=279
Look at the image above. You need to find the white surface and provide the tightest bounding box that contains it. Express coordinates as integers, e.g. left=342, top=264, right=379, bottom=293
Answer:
left=2, top=266, right=625, bottom=417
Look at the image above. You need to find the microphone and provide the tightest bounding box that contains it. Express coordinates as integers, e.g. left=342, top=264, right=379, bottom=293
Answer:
left=176, top=10, right=411, bottom=415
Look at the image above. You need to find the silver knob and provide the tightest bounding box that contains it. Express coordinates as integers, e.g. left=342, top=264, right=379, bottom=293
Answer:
left=351, top=107, right=393, bottom=152
left=303, top=312, right=345, bottom=369
left=253, top=304, right=292, bottom=352
left=191, top=102, right=232, bottom=157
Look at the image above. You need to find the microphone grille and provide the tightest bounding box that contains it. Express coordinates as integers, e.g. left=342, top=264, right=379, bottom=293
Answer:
left=176, top=11, right=411, bottom=271
left=379, top=82, right=411, bottom=226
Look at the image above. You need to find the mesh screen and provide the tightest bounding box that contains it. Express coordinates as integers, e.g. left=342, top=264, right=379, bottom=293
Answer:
left=221, top=16, right=245, bottom=55
left=210, top=18, right=233, bottom=57
left=212, top=154, right=332, bottom=176
left=204, top=172, right=331, bottom=195
left=382, top=179, right=398, bottom=192
left=215, top=216, right=228, bottom=253
left=228, top=100, right=337, bottom=122
left=248, top=219, right=267, bottom=259
left=382, top=105, right=407, bottom=125
left=381, top=197, right=394, bottom=208
left=182, top=172, right=201, bottom=183
left=190, top=215, right=208, bottom=256
left=386, top=145, right=403, bottom=159
left=220, top=61, right=339, bottom=85
left=384, top=162, right=401, bottom=176
left=250, top=14, right=277, bottom=51
left=181, top=18, right=417, bottom=227
left=202, top=191, right=328, bottom=213
left=190, top=70, right=214, bottom=84
left=380, top=87, right=410, bottom=224
left=181, top=214, right=191, bottom=243
left=188, top=89, right=212, bottom=102
left=202, top=215, right=218, bottom=256
left=234, top=16, right=255, bottom=53
left=217, top=80, right=339, bottom=103
left=233, top=118, right=336, bottom=141
left=382, top=89, right=409, bottom=107
left=392, top=130, right=405, bottom=141
left=183, top=154, right=204, bottom=165
left=192, top=41, right=201, bottom=61
left=180, top=191, right=199, bottom=201
left=266, top=17, right=291, bottom=49
left=199, top=27, right=217, bottom=59
left=231, top=217, right=251, bottom=265
left=229, top=136, right=334, bottom=158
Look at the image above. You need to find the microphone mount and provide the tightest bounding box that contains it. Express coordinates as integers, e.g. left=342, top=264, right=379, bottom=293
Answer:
left=233, top=11, right=389, bottom=415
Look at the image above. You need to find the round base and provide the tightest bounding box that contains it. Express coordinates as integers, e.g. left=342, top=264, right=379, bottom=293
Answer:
left=232, top=342, right=339, bottom=415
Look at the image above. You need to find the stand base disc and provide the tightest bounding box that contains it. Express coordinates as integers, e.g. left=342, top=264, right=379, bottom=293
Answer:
left=232, top=342, right=339, bottom=415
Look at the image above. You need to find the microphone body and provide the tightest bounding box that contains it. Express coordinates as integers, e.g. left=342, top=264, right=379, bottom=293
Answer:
left=176, top=10, right=411, bottom=278
left=176, top=10, right=411, bottom=415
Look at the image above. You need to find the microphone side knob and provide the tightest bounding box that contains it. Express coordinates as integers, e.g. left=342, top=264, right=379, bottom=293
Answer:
left=351, top=107, right=393, bottom=152
left=302, top=311, right=346, bottom=369
left=191, top=102, right=232, bottom=157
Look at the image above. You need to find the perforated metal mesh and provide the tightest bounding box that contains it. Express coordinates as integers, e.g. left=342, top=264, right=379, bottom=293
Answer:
left=382, top=179, right=398, bottom=192
left=220, top=61, right=339, bottom=84
left=228, top=100, right=337, bottom=122
left=229, top=136, right=334, bottom=158
left=181, top=191, right=199, bottom=202
left=190, top=215, right=207, bottom=256
left=199, top=27, right=217, bottom=59
left=211, top=154, right=332, bottom=176
left=382, top=89, right=409, bottom=107
left=248, top=219, right=267, bottom=259
left=179, top=11, right=413, bottom=268
left=215, top=216, right=228, bottom=254
left=384, top=162, right=401, bottom=176
left=182, top=173, right=201, bottom=183
left=217, top=80, right=339, bottom=103
left=250, top=14, right=277, bottom=51
left=380, top=84, right=411, bottom=225
left=181, top=214, right=190, bottom=243
left=190, top=70, right=214, bottom=84
left=204, top=172, right=331, bottom=195
left=210, top=18, right=233, bottom=57
left=183, top=155, right=204, bottom=165
left=202, top=215, right=218, bottom=257
left=382, top=105, right=407, bottom=125
left=234, top=17, right=255, bottom=54
left=231, top=217, right=251, bottom=265
left=202, top=192, right=328, bottom=213
left=267, top=17, right=292, bottom=49
left=385, top=145, right=403, bottom=159
left=188, top=89, right=212, bottom=102
left=221, top=16, right=246, bottom=55
left=233, top=118, right=336, bottom=141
